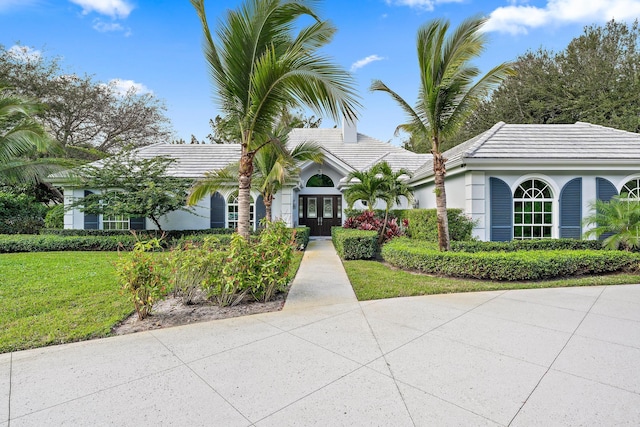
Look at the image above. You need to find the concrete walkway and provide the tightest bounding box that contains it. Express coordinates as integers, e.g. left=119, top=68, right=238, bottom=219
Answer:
left=3, top=240, right=640, bottom=426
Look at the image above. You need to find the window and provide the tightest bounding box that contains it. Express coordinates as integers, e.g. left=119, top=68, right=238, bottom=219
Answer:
left=513, top=179, right=553, bottom=239
left=622, top=178, right=640, bottom=199
left=103, top=214, right=129, bottom=230
left=227, top=192, right=254, bottom=230
left=306, top=174, right=334, bottom=187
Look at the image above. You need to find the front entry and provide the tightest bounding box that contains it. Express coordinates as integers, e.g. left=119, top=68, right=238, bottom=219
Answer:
left=298, top=195, right=343, bottom=236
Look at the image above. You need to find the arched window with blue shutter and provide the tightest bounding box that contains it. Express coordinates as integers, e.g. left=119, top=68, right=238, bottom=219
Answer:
left=596, top=178, right=619, bottom=241
left=210, top=192, right=225, bottom=229
left=490, top=177, right=513, bottom=241
left=559, top=178, right=582, bottom=239
left=83, top=190, right=99, bottom=230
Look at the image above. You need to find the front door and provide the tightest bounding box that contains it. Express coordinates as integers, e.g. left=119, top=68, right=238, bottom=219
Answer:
left=298, top=195, right=343, bottom=236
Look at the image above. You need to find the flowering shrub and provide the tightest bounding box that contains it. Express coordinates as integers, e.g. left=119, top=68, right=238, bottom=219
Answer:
left=343, top=210, right=404, bottom=243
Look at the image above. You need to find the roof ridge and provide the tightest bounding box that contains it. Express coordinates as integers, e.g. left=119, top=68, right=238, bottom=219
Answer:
left=361, top=152, right=390, bottom=171
left=463, top=121, right=505, bottom=157
left=575, top=121, right=640, bottom=137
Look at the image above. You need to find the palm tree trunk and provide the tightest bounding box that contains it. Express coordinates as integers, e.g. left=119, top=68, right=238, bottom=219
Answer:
left=264, top=193, right=274, bottom=222
left=238, top=148, right=254, bottom=239
left=433, top=151, right=450, bottom=251
left=378, top=208, right=389, bottom=245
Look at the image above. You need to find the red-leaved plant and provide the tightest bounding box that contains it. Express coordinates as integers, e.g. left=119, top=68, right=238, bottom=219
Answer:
left=343, top=211, right=406, bottom=243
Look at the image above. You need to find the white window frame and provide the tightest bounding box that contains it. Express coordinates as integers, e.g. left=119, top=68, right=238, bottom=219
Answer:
left=227, top=192, right=255, bottom=230
left=102, top=214, right=130, bottom=230
left=513, top=178, right=554, bottom=240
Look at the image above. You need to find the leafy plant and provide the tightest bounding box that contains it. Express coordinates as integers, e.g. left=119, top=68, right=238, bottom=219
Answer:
left=115, top=238, right=167, bottom=320
left=405, top=209, right=475, bottom=242
left=332, top=227, right=378, bottom=260
left=0, top=191, right=48, bottom=234
left=583, top=194, right=640, bottom=250
left=44, top=203, right=64, bottom=229
left=343, top=210, right=404, bottom=243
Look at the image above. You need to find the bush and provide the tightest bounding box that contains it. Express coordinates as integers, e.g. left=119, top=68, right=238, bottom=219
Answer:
left=44, top=204, right=64, bottom=229
left=450, top=239, right=603, bottom=252
left=343, top=210, right=405, bottom=243
left=332, top=227, right=378, bottom=260
left=406, top=209, right=474, bottom=241
left=0, top=234, right=139, bottom=253
left=382, top=238, right=640, bottom=281
left=293, top=226, right=310, bottom=249
left=0, top=192, right=48, bottom=234
left=39, top=228, right=236, bottom=238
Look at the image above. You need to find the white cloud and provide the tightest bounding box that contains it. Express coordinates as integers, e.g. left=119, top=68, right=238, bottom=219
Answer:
left=351, top=54, right=386, bottom=72
left=107, top=79, right=152, bottom=96
left=0, top=0, right=40, bottom=13
left=7, top=45, right=41, bottom=63
left=485, top=0, right=640, bottom=35
left=92, top=18, right=131, bottom=35
left=69, top=0, right=134, bottom=19
left=384, top=0, right=463, bottom=11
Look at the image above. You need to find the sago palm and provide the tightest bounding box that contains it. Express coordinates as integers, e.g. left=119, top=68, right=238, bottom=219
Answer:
left=191, top=0, right=359, bottom=238
left=371, top=16, right=513, bottom=250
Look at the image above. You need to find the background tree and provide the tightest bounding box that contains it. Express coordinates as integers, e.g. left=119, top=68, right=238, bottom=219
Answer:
left=0, top=44, right=173, bottom=159
left=371, top=16, right=513, bottom=250
left=191, top=0, right=359, bottom=239
left=455, top=19, right=640, bottom=145
left=69, top=150, right=193, bottom=232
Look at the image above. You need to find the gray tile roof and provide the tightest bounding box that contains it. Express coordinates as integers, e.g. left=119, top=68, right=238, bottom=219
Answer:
left=412, top=122, right=640, bottom=181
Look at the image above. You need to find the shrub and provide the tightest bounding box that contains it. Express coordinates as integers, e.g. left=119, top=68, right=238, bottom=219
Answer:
left=44, top=204, right=64, bottom=229
left=114, top=239, right=168, bottom=320
left=406, top=209, right=474, bottom=241
left=0, top=192, right=48, bottom=234
left=382, top=238, right=640, bottom=281
left=293, top=226, right=310, bottom=250
left=39, top=228, right=236, bottom=238
left=332, top=227, right=378, bottom=260
left=343, top=210, right=404, bottom=243
left=0, top=234, right=139, bottom=253
left=450, top=239, right=603, bottom=252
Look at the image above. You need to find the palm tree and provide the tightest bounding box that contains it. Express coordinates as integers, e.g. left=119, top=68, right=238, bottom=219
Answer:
left=190, top=0, right=359, bottom=239
left=188, top=139, right=323, bottom=224
left=343, top=168, right=386, bottom=212
left=0, top=86, right=63, bottom=184
left=371, top=17, right=513, bottom=251
left=374, top=161, right=413, bottom=243
left=583, top=194, right=640, bottom=250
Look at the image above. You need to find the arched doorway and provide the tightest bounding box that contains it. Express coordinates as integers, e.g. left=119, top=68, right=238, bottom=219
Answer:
left=298, top=174, right=342, bottom=236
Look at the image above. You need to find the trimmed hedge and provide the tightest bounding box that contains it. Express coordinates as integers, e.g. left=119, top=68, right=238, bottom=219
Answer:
left=405, top=209, right=474, bottom=241
left=293, top=226, right=310, bottom=249
left=40, top=228, right=237, bottom=238
left=332, top=227, right=378, bottom=260
left=382, top=238, right=640, bottom=281
left=450, top=239, right=603, bottom=252
left=0, top=234, right=139, bottom=253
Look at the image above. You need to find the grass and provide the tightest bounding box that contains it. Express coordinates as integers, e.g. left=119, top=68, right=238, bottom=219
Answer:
left=0, top=250, right=305, bottom=354
left=344, top=259, right=640, bottom=301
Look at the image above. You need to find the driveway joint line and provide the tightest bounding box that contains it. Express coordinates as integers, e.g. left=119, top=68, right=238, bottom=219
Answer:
left=6, top=353, right=11, bottom=427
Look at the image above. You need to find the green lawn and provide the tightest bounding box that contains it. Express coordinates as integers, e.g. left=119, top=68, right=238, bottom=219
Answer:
left=0, top=250, right=305, bottom=354
left=345, top=259, right=640, bottom=301
left=0, top=252, right=131, bottom=353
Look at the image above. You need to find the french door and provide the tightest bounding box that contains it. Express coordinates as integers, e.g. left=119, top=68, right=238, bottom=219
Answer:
left=298, top=195, right=343, bottom=236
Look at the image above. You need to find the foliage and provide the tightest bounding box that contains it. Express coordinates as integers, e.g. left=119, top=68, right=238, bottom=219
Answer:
left=450, top=239, right=603, bottom=252
left=405, top=209, right=475, bottom=242
left=191, top=0, right=359, bottom=238
left=115, top=239, right=167, bottom=320
left=39, top=227, right=236, bottom=237
left=293, top=226, right=310, bottom=249
left=344, top=259, right=640, bottom=301
left=332, top=227, right=378, bottom=260
left=382, top=238, right=640, bottom=281
left=69, top=149, right=193, bottom=232
left=0, top=44, right=172, bottom=157
left=0, top=234, right=139, bottom=253
left=0, top=251, right=131, bottom=353
left=583, top=194, right=640, bottom=250
left=343, top=210, right=405, bottom=243
left=44, top=203, right=64, bottom=228
left=456, top=20, right=640, bottom=144
left=0, top=191, right=48, bottom=234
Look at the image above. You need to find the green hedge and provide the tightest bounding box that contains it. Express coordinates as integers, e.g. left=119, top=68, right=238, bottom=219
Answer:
left=406, top=209, right=474, bottom=241
left=40, top=228, right=237, bottom=237
left=450, top=239, right=603, bottom=252
left=0, top=234, right=139, bottom=253
left=293, top=226, right=310, bottom=249
left=382, top=238, right=640, bottom=281
left=332, top=227, right=378, bottom=260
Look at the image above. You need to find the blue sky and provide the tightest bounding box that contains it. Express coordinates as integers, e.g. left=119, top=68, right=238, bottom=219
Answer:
left=2, top=0, right=640, bottom=145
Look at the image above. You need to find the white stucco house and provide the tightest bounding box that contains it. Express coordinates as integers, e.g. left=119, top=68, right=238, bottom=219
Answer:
left=51, top=120, right=640, bottom=240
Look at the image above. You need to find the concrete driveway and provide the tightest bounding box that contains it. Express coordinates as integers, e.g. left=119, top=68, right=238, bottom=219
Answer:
left=2, top=240, right=640, bottom=426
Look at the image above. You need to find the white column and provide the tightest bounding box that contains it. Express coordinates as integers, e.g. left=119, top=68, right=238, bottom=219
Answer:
left=465, top=171, right=486, bottom=241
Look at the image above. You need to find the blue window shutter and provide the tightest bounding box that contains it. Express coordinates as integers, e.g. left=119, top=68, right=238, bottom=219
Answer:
left=559, top=178, right=582, bottom=239
left=256, top=195, right=267, bottom=227
left=130, top=217, right=145, bottom=230
left=210, top=192, right=225, bottom=228
left=596, top=178, right=619, bottom=241
left=490, top=177, right=513, bottom=241
left=83, top=190, right=99, bottom=230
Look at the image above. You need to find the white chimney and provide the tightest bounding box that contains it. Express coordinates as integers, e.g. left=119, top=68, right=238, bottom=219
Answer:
left=342, top=117, right=357, bottom=143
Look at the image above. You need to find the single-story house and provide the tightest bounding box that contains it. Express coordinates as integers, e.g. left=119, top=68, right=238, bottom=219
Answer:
left=51, top=120, right=640, bottom=240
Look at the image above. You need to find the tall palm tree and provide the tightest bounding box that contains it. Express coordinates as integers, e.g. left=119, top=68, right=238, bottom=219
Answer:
left=371, top=17, right=513, bottom=251
left=188, top=139, right=323, bottom=224
left=0, top=86, right=63, bottom=184
left=191, top=0, right=359, bottom=239
left=374, top=161, right=413, bottom=243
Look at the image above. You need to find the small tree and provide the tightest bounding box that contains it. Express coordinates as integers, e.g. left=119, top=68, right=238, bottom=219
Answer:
left=583, top=194, right=640, bottom=250
left=70, top=150, right=192, bottom=232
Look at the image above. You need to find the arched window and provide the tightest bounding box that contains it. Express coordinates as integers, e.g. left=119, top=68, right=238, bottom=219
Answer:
left=306, top=174, right=334, bottom=188
left=514, top=179, right=553, bottom=239
left=227, top=191, right=254, bottom=230
left=621, top=178, right=640, bottom=199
